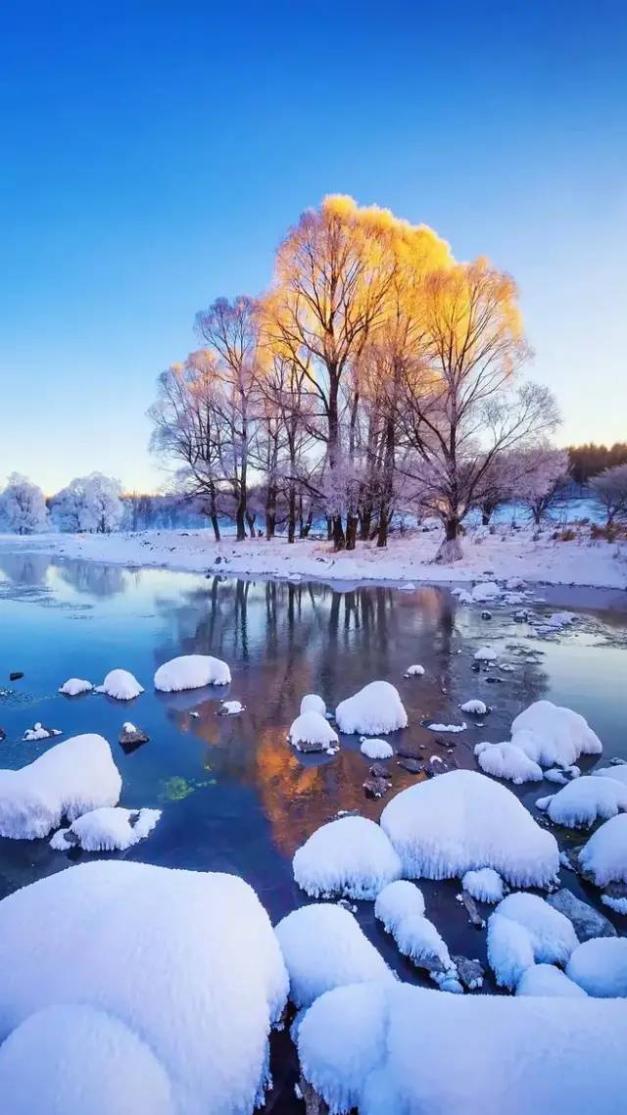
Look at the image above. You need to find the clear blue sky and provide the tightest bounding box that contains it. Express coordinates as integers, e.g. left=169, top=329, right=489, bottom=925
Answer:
left=1, top=1, right=626, bottom=493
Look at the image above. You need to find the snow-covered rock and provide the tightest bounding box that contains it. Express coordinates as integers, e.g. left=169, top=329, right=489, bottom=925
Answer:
left=578, top=814, right=627, bottom=886
left=58, top=677, right=93, bottom=697
left=511, top=700, right=602, bottom=768
left=22, top=722, right=62, bottom=742
left=474, top=645, right=497, bottom=661
left=593, top=764, right=627, bottom=786
left=300, top=693, right=326, bottom=716
left=274, top=903, right=393, bottom=1009
left=403, top=664, right=424, bottom=677
left=0, top=861, right=288, bottom=1115
left=288, top=711, right=339, bottom=754
left=544, top=765, right=580, bottom=785
left=567, top=938, right=627, bottom=998
left=426, top=721, right=467, bottom=733
left=219, top=700, right=245, bottom=715
left=335, top=681, right=408, bottom=735
left=536, top=775, right=627, bottom=828
left=0, top=734, right=121, bottom=840
left=461, top=699, right=487, bottom=715
left=298, top=982, right=627, bottom=1115
left=380, top=770, right=559, bottom=888
left=96, top=668, right=144, bottom=701
left=516, top=964, right=588, bottom=998
left=471, top=581, right=502, bottom=602
left=475, top=740, right=543, bottom=784
left=154, top=654, right=230, bottom=692
left=461, top=867, right=504, bottom=904
left=359, top=737, right=394, bottom=760
left=292, top=816, right=401, bottom=900
left=374, top=880, right=425, bottom=933
left=487, top=892, right=578, bottom=990
left=50, top=806, right=161, bottom=852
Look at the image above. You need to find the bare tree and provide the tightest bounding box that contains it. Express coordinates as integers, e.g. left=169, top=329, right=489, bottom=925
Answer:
left=591, top=463, right=627, bottom=527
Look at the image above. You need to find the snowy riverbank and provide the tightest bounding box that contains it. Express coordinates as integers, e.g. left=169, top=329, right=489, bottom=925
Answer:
left=1, top=524, right=626, bottom=591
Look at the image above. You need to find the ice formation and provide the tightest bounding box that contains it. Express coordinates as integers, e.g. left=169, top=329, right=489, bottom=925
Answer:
left=475, top=740, right=543, bottom=784
left=292, top=815, right=401, bottom=899
left=536, top=775, right=627, bottom=828
left=360, top=737, right=394, bottom=760
left=58, top=677, right=93, bottom=696
left=154, top=654, right=231, bottom=692
left=578, top=814, right=627, bottom=886
left=50, top=806, right=161, bottom=852
left=288, top=710, right=339, bottom=753
left=511, top=700, right=602, bottom=767
left=566, top=938, right=627, bottom=998
left=461, top=867, right=504, bottom=904
left=487, top=892, right=578, bottom=990
left=300, top=693, right=326, bottom=716
left=515, top=963, right=589, bottom=998
left=96, top=668, right=144, bottom=701
left=335, top=681, right=408, bottom=735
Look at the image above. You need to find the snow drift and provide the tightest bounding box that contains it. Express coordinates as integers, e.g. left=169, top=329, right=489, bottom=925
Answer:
left=154, top=654, right=231, bottom=692
left=96, top=668, right=144, bottom=700
left=292, top=816, right=401, bottom=900
left=335, top=681, right=408, bottom=735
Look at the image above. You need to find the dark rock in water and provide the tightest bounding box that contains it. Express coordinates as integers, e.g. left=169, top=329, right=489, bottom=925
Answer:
left=369, top=762, right=392, bottom=781
left=397, top=747, right=423, bottom=760
left=452, top=955, right=485, bottom=990
left=481, top=610, right=492, bottom=620
left=397, top=758, right=425, bottom=775
left=608, top=757, right=627, bottom=766
left=459, top=890, right=486, bottom=929
left=547, top=888, right=616, bottom=941
left=331, top=808, right=360, bottom=821
left=0, top=727, right=5, bottom=742
left=427, top=756, right=449, bottom=777
left=513, top=610, right=529, bottom=623
left=603, top=881, right=627, bottom=910
left=9, top=671, right=24, bottom=681
left=484, top=676, right=503, bottom=684
left=471, top=662, right=481, bottom=673
left=60, top=828, right=80, bottom=847
left=363, top=776, right=390, bottom=800
left=119, top=724, right=150, bottom=754
left=128, top=811, right=141, bottom=827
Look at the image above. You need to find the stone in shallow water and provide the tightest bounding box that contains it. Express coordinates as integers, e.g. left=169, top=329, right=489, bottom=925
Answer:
left=397, top=758, right=425, bottom=775
left=369, top=763, right=392, bottom=781
left=452, top=954, right=485, bottom=990
left=363, top=776, right=390, bottom=800
left=547, top=888, right=616, bottom=942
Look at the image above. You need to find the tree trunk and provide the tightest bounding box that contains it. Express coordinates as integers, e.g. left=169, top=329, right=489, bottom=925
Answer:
left=359, top=506, right=372, bottom=541
left=376, top=505, right=389, bottom=548
left=435, top=517, right=463, bottom=562
left=300, top=509, right=313, bottom=539
left=345, top=513, right=358, bottom=551
left=287, top=483, right=296, bottom=544
left=332, top=515, right=345, bottom=550
left=265, top=485, right=277, bottom=540
left=482, top=511, right=491, bottom=527
left=210, top=513, right=221, bottom=542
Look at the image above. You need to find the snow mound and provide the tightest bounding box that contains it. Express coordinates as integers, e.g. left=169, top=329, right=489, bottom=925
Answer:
left=593, top=764, right=627, bottom=786
left=461, top=867, right=504, bottom=904
left=22, top=722, right=61, bottom=741
left=0, top=733, right=122, bottom=839
left=300, top=693, right=326, bottom=716
left=392, top=913, right=460, bottom=989
left=578, top=814, right=627, bottom=886
left=488, top=892, right=578, bottom=990
left=475, top=740, right=543, bottom=784
left=50, top=806, right=161, bottom=852
left=567, top=938, right=627, bottom=998
left=292, top=816, right=401, bottom=899
left=380, top=770, right=559, bottom=887
left=426, top=721, right=466, bottom=733
left=536, top=775, right=627, bottom=828
left=0, top=861, right=288, bottom=1114
left=96, top=668, right=144, bottom=700
left=404, top=664, right=424, bottom=677
left=274, top=903, right=393, bottom=1009
left=471, top=581, right=502, bottom=602
left=374, top=880, right=425, bottom=933
left=154, top=654, right=231, bottom=692
left=360, top=737, right=394, bottom=760
left=298, top=982, right=627, bottom=1115
left=544, top=765, right=580, bottom=785
left=58, top=677, right=93, bottom=696
left=220, top=700, right=244, bottom=715
left=511, top=700, right=602, bottom=767
left=0, top=1004, right=175, bottom=1115
left=288, top=710, right=339, bottom=753
left=335, top=681, right=408, bottom=735
left=461, top=699, right=487, bottom=715
left=516, top=964, right=588, bottom=998
left=474, top=645, right=497, bottom=661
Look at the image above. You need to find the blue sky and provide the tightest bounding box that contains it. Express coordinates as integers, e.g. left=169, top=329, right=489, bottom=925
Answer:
left=1, top=1, right=626, bottom=493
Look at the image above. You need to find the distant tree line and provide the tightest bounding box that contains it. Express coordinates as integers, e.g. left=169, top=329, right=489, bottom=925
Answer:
left=567, top=442, right=627, bottom=486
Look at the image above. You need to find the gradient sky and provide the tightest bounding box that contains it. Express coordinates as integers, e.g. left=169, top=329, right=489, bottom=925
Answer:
left=1, top=1, right=626, bottom=493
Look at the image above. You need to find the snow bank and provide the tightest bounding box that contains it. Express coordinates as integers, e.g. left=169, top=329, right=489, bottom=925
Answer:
left=96, top=668, right=144, bottom=700
left=536, top=775, right=627, bottom=828
left=335, top=681, right=408, bottom=735
left=567, top=938, right=627, bottom=998
left=374, top=880, right=425, bottom=933
left=511, top=700, right=602, bottom=768
left=50, top=806, right=161, bottom=852
left=461, top=867, right=504, bottom=904
left=0, top=861, right=288, bottom=1114
left=292, top=816, right=401, bottom=900
left=475, top=740, right=543, bottom=784
left=515, top=964, right=588, bottom=998
left=288, top=710, right=339, bottom=753
left=58, top=677, right=93, bottom=696
left=300, top=694, right=326, bottom=716
left=22, top=723, right=61, bottom=742
left=578, top=814, right=627, bottom=886
left=0, top=734, right=121, bottom=839
left=298, top=981, right=627, bottom=1115
left=274, top=903, right=393, bottom=1009
left=461, top=699, right=487, bottom=715
left=154, top=654, right=231, bottom=692
left=380, top=770, right=559, bottom=887
left=487, top=892, right=578, bottom=990
left=359, top=737, right=394, bottom=760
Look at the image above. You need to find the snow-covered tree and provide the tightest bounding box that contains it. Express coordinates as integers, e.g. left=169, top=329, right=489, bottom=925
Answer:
left=590, top=463, right=627, bottom=526
left=50, top=473, right=124, bottom=533
left=517, top=446, right=570, bottom=524
left=0, top=474, right=48, bottom=534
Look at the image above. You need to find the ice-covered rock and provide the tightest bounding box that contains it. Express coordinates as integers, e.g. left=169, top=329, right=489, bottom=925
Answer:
left=536, top=775, right=627, bottom=828
left=154, top=654, right=230, bottom=692
left=274, top=903, right=393, bottom=1009
left=544, top=765, right=580, bottom=785
left=578, top=814, right=627, bottom=886
left=567, top=937, right=627, bottom=998
left=452, top=955, right=484, bottom=990
left=461, top=867, right=504, bottom=904
left=50, top=806, right=161, bottom=852
left=380, top=770, right=559, bottom=888
left=426, top=721, right=466, bottom=733
left=288, top=710, right=339, bottom=754
left=403, top=664, right=424, bottom=677
left=602, top=887, right=627, bottom=916
left=374, top=880, right=425, bottom=933
left=474, top=645, right=497, bottom=661
left=22, top=723, right=62, bottom=742
left=219, top=700, right=245, bottom=715
left=393, top=914, right=461, bottom=990
left=58, top=677, right=93, bottom=696
left=297, top=982, right=627, bottom=1115
left=475, top=740, right=543, bottom=784
left=471, top=581, right=502, bottom=602
left=336, top=680, right=408, bottom=735
left=292, top=815, right=401, bottom=899
left=547, top=888, right=617, bottom=941
left=511, top=700, right=602, bottom=767
left=487, top=892, right=578, bottom=990
left=594, top=764, right=627, bottom=786
left=300, top=694, right=326, bottom=716
left=0, top=861, right=288, bottom=1114
left=461, top=699, right=488, bottom=715
left=96, top=668, right=144, bottom=701
left=360, top=737, right=394, bottom=760
left=516, top=963, right=588, bottom=998
left=0, top=734, right=122, bottom=840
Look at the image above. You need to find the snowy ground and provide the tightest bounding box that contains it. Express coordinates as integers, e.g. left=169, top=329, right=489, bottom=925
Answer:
left=1, top=523, right=626, bottom=590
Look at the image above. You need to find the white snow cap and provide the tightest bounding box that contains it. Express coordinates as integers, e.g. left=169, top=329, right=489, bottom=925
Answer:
left=298, top=982, right=627, bottom=1115
left=97, top=668, right=144, bottom=701
left=359, top=737, right=394, bottom=760
left=274, top=902, right=393, bottom=1009
left=511, top=700, right=602, bottom=767
left=300, top=693, right=326, bottom=716
left=0, top=1004, right=175, bottom=1115
left=516, top=964, right=588, bottom=999
left=567, top=938, right=627, bottom=998
left=475, top=740, right=543, bottom=784
left=578, top=814, right=627, bottom=886
left=461, top=699, right=487, bottom=715
left=474, top=645, right=497, bottom=661
left=288, top=710, right=339, bottom=752
left=22, top=723, right=61, bottom=741
left=461, top=867, right=504, bottom=904
left=154, top=654, right=231, bottom=692
left=487, top=892, right=578, bottom=991
left=536, top=775, right=627, bottom=828
left=0, top=733, right=121, bottom=840
left=404, top=664, right=425, bottom=677
left=380, top=769, right=559, bottom=888
left=335, top=680, right=408, bottom=735
left=50, top=806, right=161, bottom=852
left=292, top=815, right=401, bottom=900
left=374, top=880, right=426, bottom=933
left=0, top=861, right=288, bottom=1115
left=58, top=677, right=93, bottom=696
left=220, top=700, right=244, bottom=715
